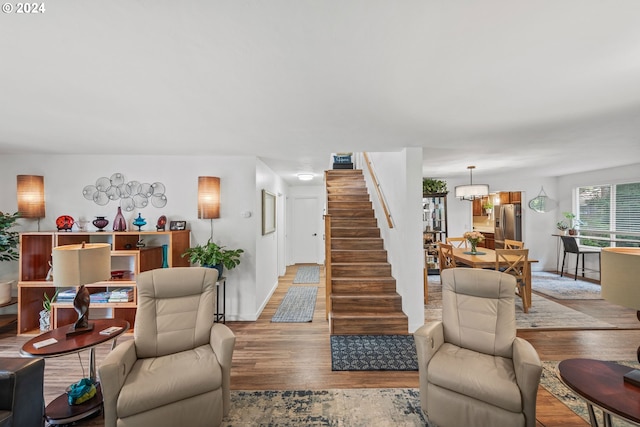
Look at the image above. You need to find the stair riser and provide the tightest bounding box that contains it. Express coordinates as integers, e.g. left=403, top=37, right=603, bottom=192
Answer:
left=332, top=264, right=391, bottom=276
left=331, top=239, right=384, bottom=250
left=331, top=228, right=380, bottom=238
left=332, top=280, right=397, bottom=294
left=328, top=201, right=372, bottom=210
left=330, top=218, right=378, bottom=227
left=331, top=250, right=387, bottom=263
left=330, top=317, right=408, bottom=335
left=331, top=296, right=403, bottom=312
left=327, top=194, right=370, bottom=202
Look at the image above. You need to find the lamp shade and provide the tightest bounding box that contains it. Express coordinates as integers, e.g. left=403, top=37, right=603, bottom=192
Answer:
left=17, top=175, right=45, bottom=218
left=601, top=247, right=640, bottom=310
left=198, top=176, right=220, bottom=219
left=455, top=184, right=489, bottom=200
left=52, top=243, right=111, bottom=287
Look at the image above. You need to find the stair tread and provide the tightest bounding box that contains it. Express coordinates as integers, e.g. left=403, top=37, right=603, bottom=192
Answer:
left=330, top=313, right=408, bottom=318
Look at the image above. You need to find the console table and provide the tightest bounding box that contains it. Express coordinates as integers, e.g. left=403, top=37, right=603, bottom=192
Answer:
left=557, top=358, right=640, bottom=427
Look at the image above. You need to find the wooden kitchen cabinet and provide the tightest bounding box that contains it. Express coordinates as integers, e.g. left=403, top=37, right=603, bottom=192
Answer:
left=498, top=191, right=522, bottom=204
left=17, top=230, right=190, bottom=335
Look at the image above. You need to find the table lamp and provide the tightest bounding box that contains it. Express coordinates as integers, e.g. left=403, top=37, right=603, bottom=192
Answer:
left=601, top=247, right=640, bottom=386
left=52, top=243, right=111, bottom=336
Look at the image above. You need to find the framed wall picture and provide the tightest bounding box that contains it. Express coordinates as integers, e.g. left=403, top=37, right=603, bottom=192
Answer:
left=169, top=220, right=187, bottom=231
left=262, top=189, right=276, bottom=235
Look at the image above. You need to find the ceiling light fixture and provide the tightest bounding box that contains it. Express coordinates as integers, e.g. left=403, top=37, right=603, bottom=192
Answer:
left=297, top=174, right=313, bottom=181
left=455, top=166, right=489, bottom=201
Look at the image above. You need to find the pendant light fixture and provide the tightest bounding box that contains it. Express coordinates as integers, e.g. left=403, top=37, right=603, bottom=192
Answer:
left=455, top=166, right=489, bottom=201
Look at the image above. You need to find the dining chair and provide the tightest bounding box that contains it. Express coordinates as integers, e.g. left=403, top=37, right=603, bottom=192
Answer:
left=495, top=248, right=529, bottom=313
left=438, top=242, right=457, bottom=272
left=505, top=239, right=524, bottom=249
left=560, top=235, right=601, bottom=280
left=446, top=237, right=468, bottom=249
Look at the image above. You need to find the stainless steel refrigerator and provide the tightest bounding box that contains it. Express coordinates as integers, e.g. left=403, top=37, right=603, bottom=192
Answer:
left=494, top=204, right=522, bottom=249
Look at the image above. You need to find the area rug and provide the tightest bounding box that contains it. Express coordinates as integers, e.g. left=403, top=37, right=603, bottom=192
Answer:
left=532, top=271, right=602, bottom=300
left=271, top=286, right=318, bottom=322
left=330, top=335, right=418, bottom=371
left=541, top=360, right=638, bottom=427
left=222, top=388, right=429, bottom=426
left=293, top=265, right=320, bottom=283
left=426, top=275, right=614, bottom=330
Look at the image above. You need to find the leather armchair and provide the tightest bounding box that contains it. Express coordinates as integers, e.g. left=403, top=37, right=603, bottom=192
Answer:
left=0, top=357, right=45, bottom=427
left=414, top=268, right=541, bottom=427
left=99, top=267, right=235, bottom=427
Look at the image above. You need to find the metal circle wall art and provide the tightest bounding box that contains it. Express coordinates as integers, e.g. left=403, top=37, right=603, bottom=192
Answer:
left=82, top=173, right=167, bottom=211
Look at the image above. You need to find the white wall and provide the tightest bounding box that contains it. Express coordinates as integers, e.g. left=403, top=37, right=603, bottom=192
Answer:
left=362, top=149, right=424, bottom=333
left=0, top=154, right=287, bottom=321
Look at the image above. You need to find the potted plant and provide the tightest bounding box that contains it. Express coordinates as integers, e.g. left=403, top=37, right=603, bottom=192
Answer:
left=182, top=241, right=244, bottom=278
left=482, top=200, right=494, bottom=214
left=562, top=212, right=584, bottom=235
left=40, top=289, right=58, bottom=332
left=422, top=178, right=447, bottom=195
left=556, top=221, right=569, bottom=235
left=0, top=211, right=20, bottom=305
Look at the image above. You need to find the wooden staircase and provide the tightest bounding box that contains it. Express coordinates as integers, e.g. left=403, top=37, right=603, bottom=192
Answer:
left=325, top=169, right=408, bottom=335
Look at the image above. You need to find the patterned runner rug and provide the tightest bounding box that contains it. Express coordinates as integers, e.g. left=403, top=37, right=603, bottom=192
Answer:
left=426, top=275, right=614, bottom=330
left=330, top=335, right=418, bottom=371
left=271, top=286, right=318, bottom=322
left=293, top=265, right=320, bottom=283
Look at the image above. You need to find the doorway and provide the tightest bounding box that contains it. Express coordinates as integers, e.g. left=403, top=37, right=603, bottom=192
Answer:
left=292, top=197, right=321, bottom=264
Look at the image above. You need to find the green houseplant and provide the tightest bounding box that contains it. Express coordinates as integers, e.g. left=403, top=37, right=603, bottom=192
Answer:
left=0, top=211, right=20, bottom=262
left=182, top=241, right=244, bottom=277
left=422, top=178, right=447, bottom=194
left=562, top=212, right=584, bottom=235
left=0, top=212, right=20, bottom=305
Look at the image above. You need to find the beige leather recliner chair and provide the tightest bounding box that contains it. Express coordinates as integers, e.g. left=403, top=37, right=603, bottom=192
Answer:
left=99, top=267, right=235, bottom=427
left=414, top=268, right=542, bottom=427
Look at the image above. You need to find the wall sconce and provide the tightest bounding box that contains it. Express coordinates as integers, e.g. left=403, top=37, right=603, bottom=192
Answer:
left=17, top=175, right=45, bottom=229
left=198, top=177, right=220, bottom=240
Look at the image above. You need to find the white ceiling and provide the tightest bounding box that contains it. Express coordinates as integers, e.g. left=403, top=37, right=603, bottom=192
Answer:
left=2, top=1, right=640, bottom=185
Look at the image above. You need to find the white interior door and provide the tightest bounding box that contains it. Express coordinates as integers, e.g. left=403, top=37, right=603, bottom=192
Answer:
left=292, top=197, right=319, bottom=264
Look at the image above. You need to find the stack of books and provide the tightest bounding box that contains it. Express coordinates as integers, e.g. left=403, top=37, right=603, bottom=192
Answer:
left=108, top=288, right=134, bottom=303
left=89, top=292, right=111, bottom=303
left=55, top=289, right=77, bottom=303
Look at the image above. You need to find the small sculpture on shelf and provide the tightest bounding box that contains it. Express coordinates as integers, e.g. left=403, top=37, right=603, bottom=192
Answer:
left=113, top=207, right=127, bottom=232
left=156, top=215, right=167, bottom=231
left=133, top=213, right=147, bottom=231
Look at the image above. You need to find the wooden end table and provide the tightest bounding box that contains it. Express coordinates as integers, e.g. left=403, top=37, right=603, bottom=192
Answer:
left=20, top=318, right=129, bottom=425
left=557, top=358, right=640, bottom=427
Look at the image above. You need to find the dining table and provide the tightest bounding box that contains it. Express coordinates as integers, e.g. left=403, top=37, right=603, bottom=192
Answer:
left=452, top=247, right=538, bottom=312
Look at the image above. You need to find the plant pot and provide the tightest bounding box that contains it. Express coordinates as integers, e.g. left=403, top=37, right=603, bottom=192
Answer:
left=568, top=229, right=577, bottom=236
left=39, top=309, right=50, bottom=332
left=204, top=263, right=224, bottom=278
left=0, top=281, right=12, bottom=305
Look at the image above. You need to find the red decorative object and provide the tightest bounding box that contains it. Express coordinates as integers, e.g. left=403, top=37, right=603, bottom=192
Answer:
left=56, top=215, right=75, bottom=232
left=156, top=215, right=167, bottom=231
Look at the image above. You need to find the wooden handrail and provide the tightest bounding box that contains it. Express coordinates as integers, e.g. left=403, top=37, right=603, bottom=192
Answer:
left=363, top=152, right=394, bottom=229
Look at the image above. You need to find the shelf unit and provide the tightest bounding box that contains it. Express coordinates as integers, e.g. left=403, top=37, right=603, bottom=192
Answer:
left=423, top=193, right=448, bottom=274
left=17, top=230, right=190, bottom=335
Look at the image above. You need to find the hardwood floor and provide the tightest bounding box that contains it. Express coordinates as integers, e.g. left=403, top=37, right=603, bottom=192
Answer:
left=1, top=264, right=637, bottom=426
left=230, top=264, right=638, bottom=427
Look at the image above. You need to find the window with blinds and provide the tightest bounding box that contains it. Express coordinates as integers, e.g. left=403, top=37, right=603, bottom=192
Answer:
left=577, top=183, right=640, bottom=248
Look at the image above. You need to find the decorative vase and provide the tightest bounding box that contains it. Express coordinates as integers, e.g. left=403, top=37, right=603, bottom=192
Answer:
left=470, top=240, right=478, bottom=255
left=92, top=216, right=109, bottom=231
left=132, top=213, right=147, bottom=231
left=113, top=207, right=127, bottom=232
left=161, top=244, right=169, bottom=268
left=39, top=309, right=50, bottom=332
